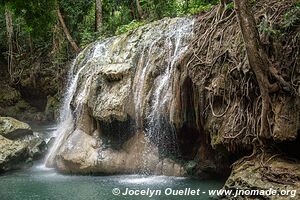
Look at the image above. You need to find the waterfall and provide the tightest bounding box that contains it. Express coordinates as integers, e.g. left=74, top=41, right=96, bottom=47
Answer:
left=45, top=42, right=108, bottom=167
left=147, top=24, right=193, bottom=156
left=44, top=58, right=84, bottom=167
left=132, top=19, right=194, bottom=172
left=134, top=37, right=162, bottom=129
left=45, top=18, right=195, bottom=173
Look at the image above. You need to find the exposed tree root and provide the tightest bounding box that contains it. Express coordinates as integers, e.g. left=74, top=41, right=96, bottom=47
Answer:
left=182, top=0, right=299, bottom=155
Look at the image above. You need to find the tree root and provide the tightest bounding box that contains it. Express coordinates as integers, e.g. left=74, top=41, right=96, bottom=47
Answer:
left=182, top=0, right=299, bottom=154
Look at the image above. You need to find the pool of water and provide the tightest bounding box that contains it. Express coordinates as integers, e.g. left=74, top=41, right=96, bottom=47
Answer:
left=0, top=166, right=223, bottom=200
left=0, top=124, right=224, bottom=200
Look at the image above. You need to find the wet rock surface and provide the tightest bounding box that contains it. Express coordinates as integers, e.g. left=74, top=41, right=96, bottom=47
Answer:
left=0, top=135, right=29, bottom=172
left=0, top=117, right=47, bottom=173
left=47, top=17, right=195, bottom=176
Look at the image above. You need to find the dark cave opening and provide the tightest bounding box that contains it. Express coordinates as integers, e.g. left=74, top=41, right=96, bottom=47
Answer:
left=177, top=123, right=200, bottom=160
left=276, top=130, right=300, bottom=160
left=17, top=85, right=48, bottom=112
left=98, top=116, right=135, bottom=150
left=176, top=77, right=201, bottom=160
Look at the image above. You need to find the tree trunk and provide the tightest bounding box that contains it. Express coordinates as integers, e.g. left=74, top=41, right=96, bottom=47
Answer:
left=57, top=7, right=80, bottom=53
left=5, top=6, right=14, bottom=81
left=135, top=0, right=143, bottom=19
left=234, top=0, right=272, bottom=139
left=129, top=1, right=136, bottom=19
left=95, top=0, right=102, bottom=32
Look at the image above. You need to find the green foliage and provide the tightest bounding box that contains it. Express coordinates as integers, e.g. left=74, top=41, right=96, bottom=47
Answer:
left=101, top=0, right=133, bottom=36
left=115, top=20, right=145, bottom=35
left=185, top=3, right=214, bottom=15
left=257, top=2, right=300, bottom=40
left=226, top=2, right=234, bottom=10
left=60, top=0, right=94, bottom=41
left=258, top=19, right=281, bottom=38
left=0, top=0, right=221, bottom=85
left=4, top=0, right=56, bottom=38
left=142, top=0, right=178, bottom=19
left=78, top=2, right=97, bottom=47
left=250, top=0, right=257, bottom=6
left=282, top=5, right=300, bottom=30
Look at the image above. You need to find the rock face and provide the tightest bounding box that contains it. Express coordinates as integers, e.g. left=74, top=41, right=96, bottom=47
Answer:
left=0, top=117, right=47, bottom=172
left=0, top=84, right=48, bottom=122
left=0, top=117, right=33, bottom=139
left=46, top=17, right=196, bottom=176
left=224, top=155, right=300, bottom=200
left=0, top=135, right=28, bottom=172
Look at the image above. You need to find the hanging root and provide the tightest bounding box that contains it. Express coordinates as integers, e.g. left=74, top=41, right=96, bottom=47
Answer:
left=182, top=0, right=299, bottom=154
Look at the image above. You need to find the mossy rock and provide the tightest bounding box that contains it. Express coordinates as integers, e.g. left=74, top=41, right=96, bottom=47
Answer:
left=0, top=117, right=33, bottom=139
left=45, top=96, right=60, bottom=121
left=224, top=154, right=300, bottom=199
left=0, top=135, right=29, bottom=172
left=0, top=85, right=22, bottom=106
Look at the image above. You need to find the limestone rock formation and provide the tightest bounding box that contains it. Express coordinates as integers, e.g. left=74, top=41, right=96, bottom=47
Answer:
left=47, top=17, right=195, bottom=176
left=0, top=117, right=47, bottom=172
left=0, top=117, right=33, bottom=139
left=0, top=135, right=28, bottom=172
left=224, top=155, right=300, bottom=199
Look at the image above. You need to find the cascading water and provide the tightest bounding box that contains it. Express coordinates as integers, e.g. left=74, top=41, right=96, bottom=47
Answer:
left=45, top=42, right=108, bottom=167
left=44, top=58, right=84, bottom=167
left=147, top=25, right=193, bottom=156
left=134, top=37, right=162, bottom=129
left=133, top=20, right=195, bottom=173
left=45, top=18, right=195, bottom=174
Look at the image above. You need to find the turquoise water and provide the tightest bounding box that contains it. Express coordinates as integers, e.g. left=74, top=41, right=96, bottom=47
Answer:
left=0, top=124, right=223, bottom=200
left=0, top=166, right=223, bottom=200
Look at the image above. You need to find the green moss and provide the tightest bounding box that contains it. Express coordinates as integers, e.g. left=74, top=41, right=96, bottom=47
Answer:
left=226, top=2, right=234, bottom=10
left=115, top=20, right=145, bottom=35
left=45, top=96, right=60, bottom=121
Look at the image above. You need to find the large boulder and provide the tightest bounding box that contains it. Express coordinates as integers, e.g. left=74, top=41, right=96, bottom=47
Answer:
left=0, top=135, right=29, bottom=172
left=223, top=155, right=300, bottom=199
left=0, top=117, right=33, bottom=139
left=0, top=117, right=47, bottom=173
